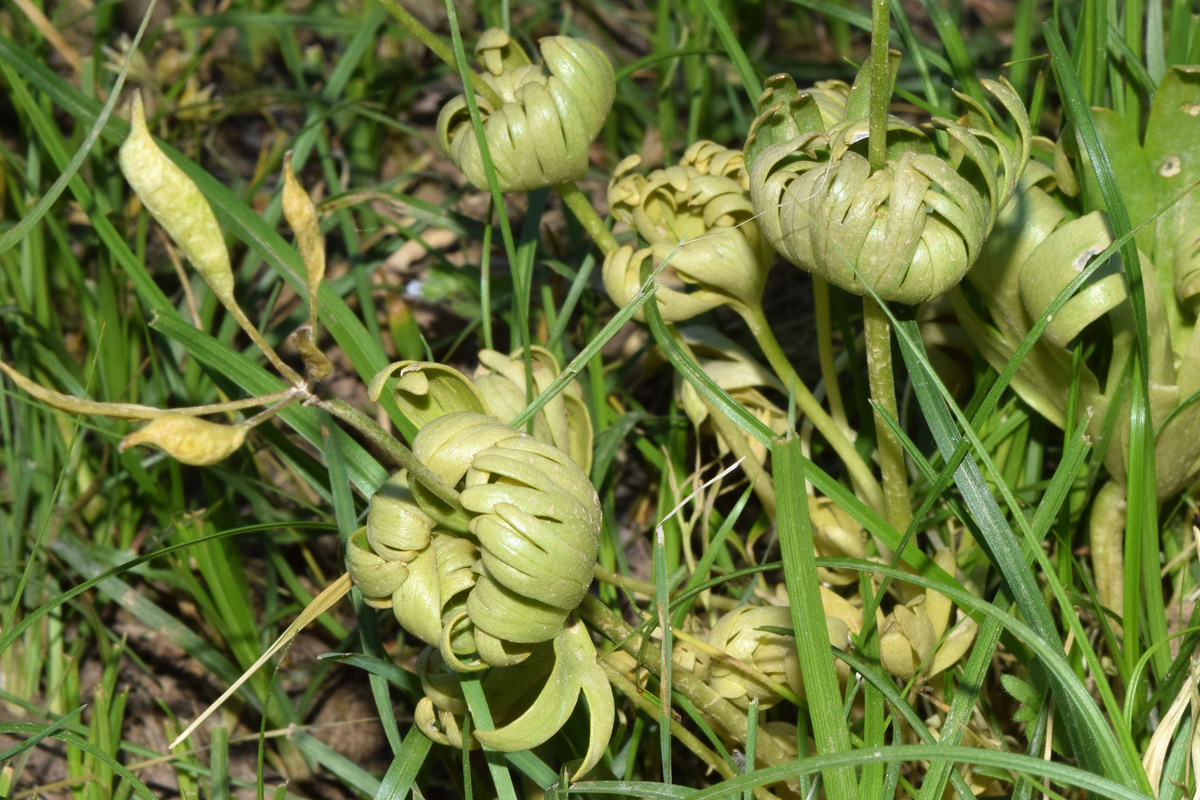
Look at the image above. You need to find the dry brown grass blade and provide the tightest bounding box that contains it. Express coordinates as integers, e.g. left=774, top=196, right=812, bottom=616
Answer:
left=169, top=572, right=353, bottom=750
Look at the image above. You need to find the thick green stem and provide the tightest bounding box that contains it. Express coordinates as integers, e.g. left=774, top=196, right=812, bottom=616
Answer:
left=374, top=0, right=504, bottom=108
left=315, top=396, right=465, bottom=514
left=812, top=275, right=850, bottom=436
left=863, top=298, right=912, bottom=533
left=741, top=304, right=884, bottom=515
left=555, top=182, right=619, bottom=256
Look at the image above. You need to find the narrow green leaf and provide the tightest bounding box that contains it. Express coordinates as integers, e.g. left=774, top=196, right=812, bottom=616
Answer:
left=772, top=436, right=856, bottom=800
left=374, top=727, right=434, bottom=800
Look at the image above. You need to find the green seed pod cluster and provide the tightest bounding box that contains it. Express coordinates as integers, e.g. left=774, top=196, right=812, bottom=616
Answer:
left=437, top=29, right=615, bottom=192
left=604, top=141, right=774, bottom=322
left=349, top=411, right=601, bottom=667
left=745, top=53, right=1031, bottom=304
left=876, top=549, right=978, bottom=681
left=701, top=590, right=861, bottom=711
left=705, top=606, right=803, bottom=710
left=346, top=403, right=612, bottom=775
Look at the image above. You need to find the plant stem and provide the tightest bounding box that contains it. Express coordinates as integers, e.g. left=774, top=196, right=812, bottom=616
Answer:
left=863, top=0, right=911, bottom=535
left=555, top=182, right=619, bottom=256
left=813, top=276, right=850, bottom=437
left=868, top=0, right=890, bottom=173
left=315, top=396, right=465, bottom=513
left=740, top=304, right=884, bottom=514
left=225, top=303, right=304, bottom=387
left=374, top=0, right=504, bottom=108
left=863, top=298, right=912, bottom=533
left=701, top=397, right=777, bottom=519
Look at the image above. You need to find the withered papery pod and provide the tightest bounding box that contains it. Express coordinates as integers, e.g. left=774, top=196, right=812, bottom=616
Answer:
left=436, top=28, right=615, bottom=192
left=119, top=92, right=235, bottom=306
left=744, top=52, right=1031, bottom=304
left=345, top=410, right=612, bottom=776
left=604, top=141, right=774, bottom=323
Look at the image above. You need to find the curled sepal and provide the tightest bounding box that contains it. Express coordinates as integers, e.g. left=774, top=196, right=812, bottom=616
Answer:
left=344, top=527, right=410, bottom=605
left=472, top=347, right=593, bottom=473
left=749, top=75, right=1031, bottom=304
left=119, top=92, right=234, bottom=305
left=119, top=413, right=246, bottom=466
left=436, top=29, right=615, bottom=192
left=474, top=617, right=614, bottom=780
left=743, top=74, right=852, bottom=170
left=1015, top=213, right=1131, bottom=347
left=602, top=245, right=727, bottom=323
left=680, top=139, right=750, bottom=183
left=367, top=361, right=489, bottom=430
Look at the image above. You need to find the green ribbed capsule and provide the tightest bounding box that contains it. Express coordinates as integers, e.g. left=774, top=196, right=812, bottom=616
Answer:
left=745, top=54, right=1031, bottom=304
left=436, top=29, right=615, bottom=192
left=348, top=412, right=601, bottom=666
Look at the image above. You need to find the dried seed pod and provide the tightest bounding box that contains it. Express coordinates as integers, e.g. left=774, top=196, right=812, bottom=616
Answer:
left=119, top=93, right=234, bottom=306
left=436, top=29, right=615, bottom=192
left=119, top=413, right=246, bottom=466
left=877, top=548, right=978, bottom=681
left=0, top=360, right=163, bottom=420
left=706, top=606, right=803, bottom=709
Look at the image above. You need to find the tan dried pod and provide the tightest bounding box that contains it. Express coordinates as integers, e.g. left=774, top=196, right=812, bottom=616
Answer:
left=282, top=152, right=333, bottom=382
left=878, top=548, right=978, bottom=681
left=119, top=93, right=234, bottom=306
left=119, top=413, right=247, bottom=466
left=706, top=606, right=803, bottom=709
